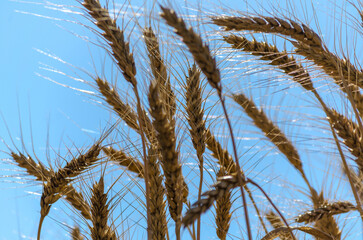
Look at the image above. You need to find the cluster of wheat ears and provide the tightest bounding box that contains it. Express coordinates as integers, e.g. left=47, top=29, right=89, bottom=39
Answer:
left=6, top=0, right=363, bottom=239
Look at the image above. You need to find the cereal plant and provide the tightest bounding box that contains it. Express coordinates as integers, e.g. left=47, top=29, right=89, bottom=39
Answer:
left=3, top=0, right=363, bottom=239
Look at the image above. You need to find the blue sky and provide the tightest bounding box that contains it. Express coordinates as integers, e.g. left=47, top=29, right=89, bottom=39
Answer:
left=1, top=0, right=362, bottom=239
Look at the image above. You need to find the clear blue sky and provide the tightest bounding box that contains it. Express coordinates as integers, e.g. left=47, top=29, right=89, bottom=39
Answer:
left=1, top=0, right=362, bottom=239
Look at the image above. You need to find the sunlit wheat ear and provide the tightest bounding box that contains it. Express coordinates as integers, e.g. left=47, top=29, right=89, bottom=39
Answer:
left=160, top=6, right=222, bottom=93
left=143, top=26, right=176, bottom=119
left=147, top=147, right=167, bottom=240
left=233, top=93, right=303, bottom=174
left=102, top=146, right=144, bottom=178
left=71, top=226, right=84, bottom=240
left=182, top=174, right=242, bottom=227
left=261, top=226, right=334, bottom=240
left=82, top=0, right=137, bottom=87
left=148, top=80, right=185, bottom=238
left=215, top=167, right=232, bottom=240
left=295, top=201, right=356, bottom=224
left=185, top=64, right=206, bottom=239
left=90, top=176, right=117, bottom=240
left=223, top=34, right=314, bottom=91
left=212, top=16, right=322, bottom=47
left=38, top=143, right=102, bottom=240
left=326, top=108, right=363, bottom=172
left=11, top=152, right=92, bottom=220
left=95, top=78, right=139, bottom=131
left=96, top=77, right=155, bottom=144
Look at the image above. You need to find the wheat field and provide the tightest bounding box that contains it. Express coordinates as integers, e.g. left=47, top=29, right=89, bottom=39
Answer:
left=2, top=0, right=363, bottom=239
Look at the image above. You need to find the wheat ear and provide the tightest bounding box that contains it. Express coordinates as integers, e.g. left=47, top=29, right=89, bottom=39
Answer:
left=148, top=80, right=184, bottom=239
left=185, top=64, right=206, bottom=240
left=147, top=147, right=167, bottom=240
left=296, top=201, right=356, bottom=224
left=143, top=26, right=176, bottom=119
left=103, top=146, right=144, bottom=178
left=261, top=226, right=334, bottom=240
left=90, top=176, right=117, bottom=240
left=212, top=16, right=322, bottom=47
left=224, top=35, right=314, bottom=91
left=37, top=144, right=101, bottom=240
left=160, top=6, right=221, bottom=93
left=11, top=152, right=92, bottom=220
left=82, top=0, right=136, bottom=87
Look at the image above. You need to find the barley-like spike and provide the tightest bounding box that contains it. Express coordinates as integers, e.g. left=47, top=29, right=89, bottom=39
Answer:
left=143, top=26, right=176, bottom=119
left=296, top=201, right=356, bottom=224
left=182, top=174, right=242, bottom=227
left=160, top=6, right=222, bottom=93
left=103, top=146, right=143, bottom=178
left=224, top=35, right=314, bottom=91
left=215, top=167, right=232, bottom=240
left=147, top=147, right=167, bottom=240
left=212, top=16, right=322, bottom=47
left=82, top=0, right=137, bottom=87
left=266, top=211, right=292, bottom=240
left=233, top=93, right=303, bottom=174
left=90, top=177, right=117, bottom=240
left=186, top=64, right=206, bottom=157
left=148, top=80, right=185, bottom=222
left=96, top=78, right=139, bottom=131
left=40, top=143, right=102, bottom=221
left=11, top=152, right=92, bottom=220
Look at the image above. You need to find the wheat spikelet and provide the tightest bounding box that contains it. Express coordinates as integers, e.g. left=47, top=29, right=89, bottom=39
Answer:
left=182, top=174, right=242, bottom=227
left=160, top=6, right=222, bottom=93
left=148, top=80, right=184, bottom=225
left=103, top=146, right=143, bottom=178
left=224, top=34, right=314, bottom=91
left=82, top=0, right=137, bottom=87
left=90, top=176, right=117, bottom=240
left=233, top=93, right=304, bottom=174
left=71, top=226, right=84, bottom=240
left=212, top=16, right=322, bottom=47
left=11, top=152, right=51, bottom=181
left=296, top=201, right=356, bottom=224
left=147, top=147, right=167, bottom=240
